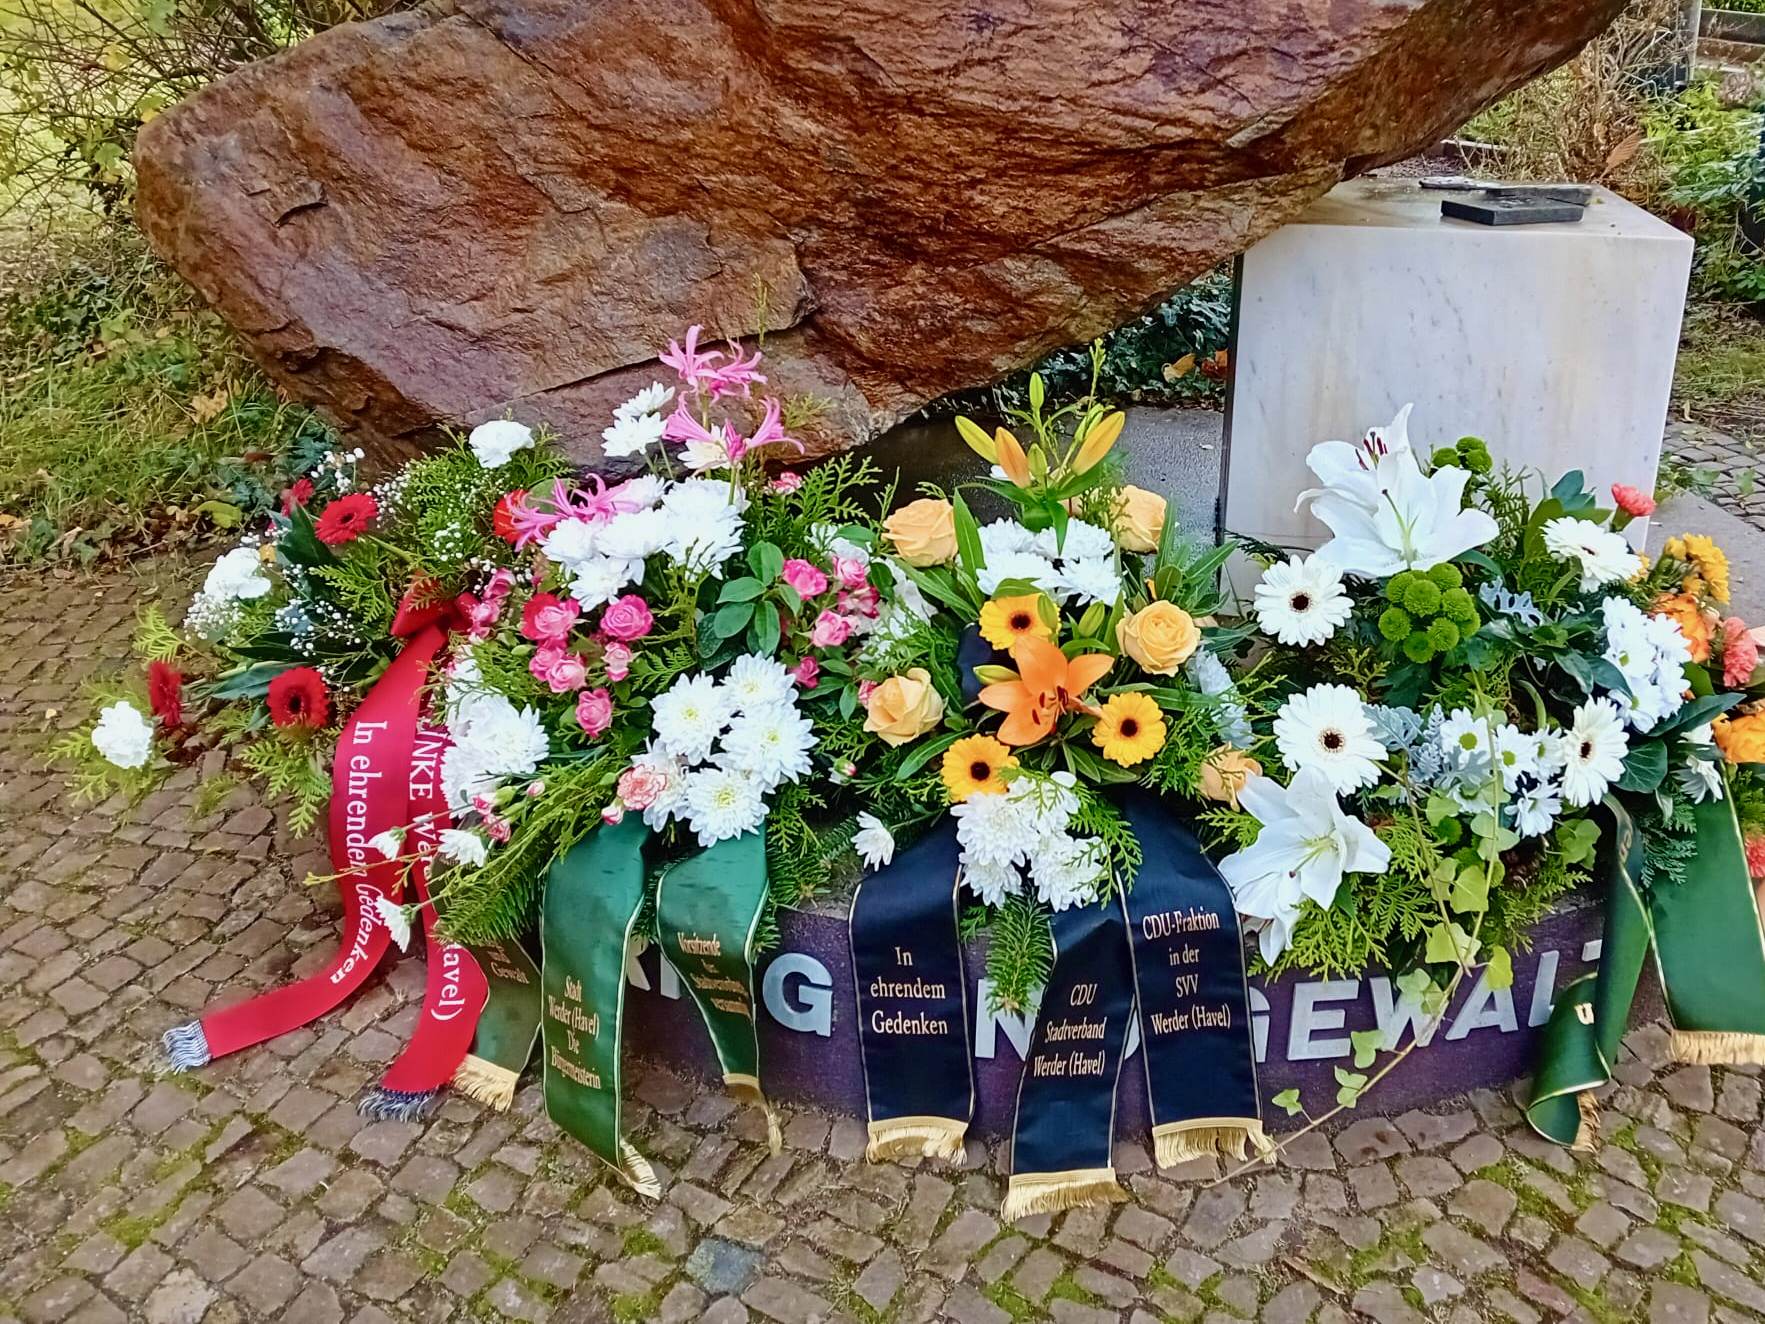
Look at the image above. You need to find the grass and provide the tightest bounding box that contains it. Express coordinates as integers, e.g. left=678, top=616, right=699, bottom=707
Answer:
left=0, top=226, right=324, bottom=563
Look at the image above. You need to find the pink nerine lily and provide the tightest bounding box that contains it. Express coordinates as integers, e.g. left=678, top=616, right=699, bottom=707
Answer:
left=705, top=340, right=767, bottom=400
left=743, top=397, right=803, bottom=456
left=660, top=325, right=723, bottom=392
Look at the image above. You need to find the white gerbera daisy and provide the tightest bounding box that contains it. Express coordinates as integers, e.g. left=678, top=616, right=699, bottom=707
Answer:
left=853, top=813, right=896, bottom=871
left=1558, top=698, right=1630, bottom=807
left=1273, top=683, right=1387, bottom=793
left=683, top=766, right=766, bottom=846
left=720, top=704, right=815, bottom=791
left=651, top=674, right=733, bottom=764
left=722, top=654, right=797, bottom=714
left=91, top=701, right=154, bottom=770
left=1492, top=723, right=1537, bottom=791
left=1253, top=556, right=1352, bottom=646
left=1542, top=517, right=1642, bottom=592
left=1437, top=709, right=1492, bottom=767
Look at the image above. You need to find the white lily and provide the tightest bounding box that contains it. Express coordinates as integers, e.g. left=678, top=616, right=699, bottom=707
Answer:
left=1218, top=766, right=1392, bottom=962
left=1297, top=405, right=1498, bottom=578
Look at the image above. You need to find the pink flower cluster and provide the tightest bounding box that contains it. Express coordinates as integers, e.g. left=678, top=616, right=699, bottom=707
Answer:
left=517, top=588, right=649, bottom=729
left=660, top=326, right=767, bottom=401
left=458, top=568, right=517, bottom=642
left=778, top=552, right=879, bottom=690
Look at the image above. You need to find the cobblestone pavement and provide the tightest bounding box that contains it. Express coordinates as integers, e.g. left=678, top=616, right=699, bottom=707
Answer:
left=6, top=563, right=1765, bottom=1324
left=1663, top=422, right=1765, bottom=530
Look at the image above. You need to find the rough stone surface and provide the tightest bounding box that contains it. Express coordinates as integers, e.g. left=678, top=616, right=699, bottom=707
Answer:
left=133, top=0, right=1627, bottom=465
left=9, top=554, right=1765, bottom=1324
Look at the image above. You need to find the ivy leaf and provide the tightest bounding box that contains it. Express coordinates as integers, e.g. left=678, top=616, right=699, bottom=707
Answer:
left=1616, top=740, right=1667, bottom=793
left=1425, top=920, right=1481, bottom=968
left=1554, top=817, right=1600, bottom=866
left=1334, top=1066, right=1369, bottom=1108
left=1450, top=863, right=1490, bottom=915
left=1349, top=1028, right=1384, bottom=1070
left=1272, top=1088, right=1304, bottom=1116
left=1486, top=945, right=1514, bottom=992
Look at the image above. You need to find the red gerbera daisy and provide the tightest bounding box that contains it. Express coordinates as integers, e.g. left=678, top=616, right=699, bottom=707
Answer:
left=281, top=477, right=315, bottom=515
left=147, top=660, right=184, bottom=728
left=314, top=492, right=378, bottom=545
left=268, top=666, right=330, bottom=728
left=493, top=490, right=527, bottom=544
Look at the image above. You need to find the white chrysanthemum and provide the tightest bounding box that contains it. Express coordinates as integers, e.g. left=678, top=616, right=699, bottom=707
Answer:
left=595, top=508, right=671, bottom=562
left=1511, top=781, right=1562, bottom=838
left=91, top=701, right=153, bottom=769
left=1273, top=683, right=1387, bottom=793
left=469, top=419, right=534, bottom=469
left=662, top=480, right=746, bottom=573
left=616, top=474, right=668, bottom=508
left=1052, top=557, right=1123, bottom=607
left=440, top=694, right=549, bottom=811
left=1036, top=519, right=1115, bottom=565
left=567, top=557, right=643, bottom=611
left=1558, top=698, right=1630, bottom=807
left=203, top=546, right=273, bottom=602
left=1601, top=596, right=1691, bottom=731
left=853, top=813, right=895, bottom=871
left=652, top=674, right=734, bottom=763
left=602, top=409, right=667, bottom=459
left=438, top=828, right=489, bottom=868
left=1543, top=517, right=1642, bottom=592
left=962, top=860, right=1022, bottom=906
left=979, top=519, right=1038, bottom=561
left=542, top=518, right=601, bottom=570
left=617, top=382, right=675, bottom=420
left=1253, top=556, right=1352, bottom=647
left=373, top=897, right=413, bottom=952
left=1013, top=772, right=1081, bottom=839
left=977, top=551, right=1060, bottom=599
left=1030, top=832, right=1106, bottom=912
left=683, top=766, right=766, bottom=846
left=951, top=789, right=1031, bottom=869
left=367, top=828, right=405, bottom=860
left=720, top=704, right=815, bottom=791
left=721, top=654, right=797, bottom=714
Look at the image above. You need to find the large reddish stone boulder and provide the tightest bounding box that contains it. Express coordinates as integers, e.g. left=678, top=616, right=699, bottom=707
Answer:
left=134, top=0, right=1626, bottom=465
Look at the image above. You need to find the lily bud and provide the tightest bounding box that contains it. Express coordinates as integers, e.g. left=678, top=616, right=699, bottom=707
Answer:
left=1074, top=410, right=1126, bottom=474
left=994, top=427, right=1032, bottom=487
left=955, top=415, right=997, bottom=463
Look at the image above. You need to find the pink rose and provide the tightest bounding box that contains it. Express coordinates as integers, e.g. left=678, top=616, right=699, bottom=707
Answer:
left=521, top=592, right=580, bottom=644
left=839, top=585, right=881, bottom=619
left=770, top=472, right=803, bottom=494
left=459, top=592, right=500, bottom=641
left=482, top=810, right=512, bottom=843
left=604, top=640, right=633, bottom=683
left=617, top=761, right=671, bottom=811
left=832, top=555, right=869, bottom=590
left=600, top=594, right=654, bottom=642
left=782, top=558, right=830, bottom=599
left=575, top=687, right=614, bottom=736
left=810, top=609, right=851, bottom=648
left=857, top=679, right=879, bottom=704
left=484, top=568, right=517, bottom=601
left=532, top=646, right=588, bottom=693
left=792, top=656, right=820, bottom=689
left=1611, top=484, right=1657, bottom=518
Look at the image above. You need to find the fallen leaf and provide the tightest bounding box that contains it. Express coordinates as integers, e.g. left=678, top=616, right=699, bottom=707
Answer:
left=1162, top=353, right=1196, bottom=381
left=1605, top=129, right=1643, bottom=173
left=190, top=390, right=230, bottom=423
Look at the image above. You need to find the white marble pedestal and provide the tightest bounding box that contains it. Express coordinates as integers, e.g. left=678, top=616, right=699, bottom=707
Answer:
left=1222, top=178, right=1693, bottom=553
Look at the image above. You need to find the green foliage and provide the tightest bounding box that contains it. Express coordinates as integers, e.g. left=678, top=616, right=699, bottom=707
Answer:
left=132, top=604, right=182, bottom=663
left=984, top=893, right=1054, bottom=1014
left=237, top=735, right=329, bottom=835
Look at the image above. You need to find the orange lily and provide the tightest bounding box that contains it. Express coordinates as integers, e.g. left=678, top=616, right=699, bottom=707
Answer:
left=978, top=634, right=1114, bottom=746
left=993, top=427, right=1032, bottom=488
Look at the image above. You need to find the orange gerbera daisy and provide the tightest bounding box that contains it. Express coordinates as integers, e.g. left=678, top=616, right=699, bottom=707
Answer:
left=941, top=735, right=1018, bottom=801
left=977, top=634, right=1114, bottom=746
left=977, top=593, right=1055, bottom=652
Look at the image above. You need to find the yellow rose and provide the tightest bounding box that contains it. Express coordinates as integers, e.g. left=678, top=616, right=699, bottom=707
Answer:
left=1198, top=747, right=1261, bottom=810
left=1716, top=714, right=1765, bottom=765
left=1116, top=600, right=1200, bottom=675
left=863, top=668, right=947, bottom=746
left=883, top=498, right=957, bottom=567
left=1112, top=486, right=1168, bottom=554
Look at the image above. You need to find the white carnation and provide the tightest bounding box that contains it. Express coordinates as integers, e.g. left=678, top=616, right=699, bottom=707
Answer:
left=469, top=419, right=535, bottom=469
left=91, top=701, right=153, bottom=770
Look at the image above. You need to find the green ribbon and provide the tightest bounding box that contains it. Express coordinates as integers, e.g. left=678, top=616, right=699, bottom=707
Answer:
left=656, top=829, right=780, bottom=1151
left=540, top=817, right=659, bottom=1194
left=1527, top=788, right=1765, bottom=1147
left=452, top=936, right=543, bottom=1112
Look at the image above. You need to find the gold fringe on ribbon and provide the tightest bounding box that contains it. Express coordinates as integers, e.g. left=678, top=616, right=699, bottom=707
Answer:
left=1152, top=1118, right=1276, bottom=1169
left=450, top=1055, right=520, bottom=1112
left=865, top=1116, right=968, bottom=1165
left=1671, top=1029, right=1765, bottom=1066
left=1570, top=1090, right=1600, bottom=1154
left=619, top=1140, right=662, bottom=1199
left=724, top=1073, right=782, bottom=1155
left=1000, top=1168, right=1128, bottom=1222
